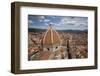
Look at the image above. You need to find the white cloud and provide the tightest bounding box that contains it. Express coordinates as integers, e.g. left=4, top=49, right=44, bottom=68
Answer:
left=38, top=16, right=45, bottom=22
left=39, top=19, right=43, bottom=22
left=39, top=19, right=50, bottom=23
left=60, top=17, right=76, bottom=25
left=49, top=22, right=54, bottom=25
left=45, top=23, right=49, bottom=26
left=28, top=20, right=34, bottom=24
left=38, top=16, right=45, bottom=19
left=50, top=17, right=88, bottom=30
left=56, top=17, right=87, bottom=28
left=44, top=19, right=50, bottom=22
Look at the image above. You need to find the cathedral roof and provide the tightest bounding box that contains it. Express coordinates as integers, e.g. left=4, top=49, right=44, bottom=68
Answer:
left=41, top=25, right=61, bottom=45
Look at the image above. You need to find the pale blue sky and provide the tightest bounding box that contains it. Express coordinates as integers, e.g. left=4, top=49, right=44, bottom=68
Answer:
left=28, top=15, right=88, bottom=30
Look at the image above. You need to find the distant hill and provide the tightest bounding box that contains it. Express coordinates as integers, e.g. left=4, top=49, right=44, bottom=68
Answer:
left=29, top=28, right=46, bottom=32
left=56, top=29, right=87, bottom=33
left=28, top=28, right=88, bottom=33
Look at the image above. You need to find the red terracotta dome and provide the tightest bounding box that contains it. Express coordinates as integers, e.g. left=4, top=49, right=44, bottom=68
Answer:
left=41, top=25, right=61, bottom=46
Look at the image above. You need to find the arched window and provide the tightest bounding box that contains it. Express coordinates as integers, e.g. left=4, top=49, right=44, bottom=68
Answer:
left=56, top=47, right=58, bottom=49
left=47, top=48, right=50, bottom=51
